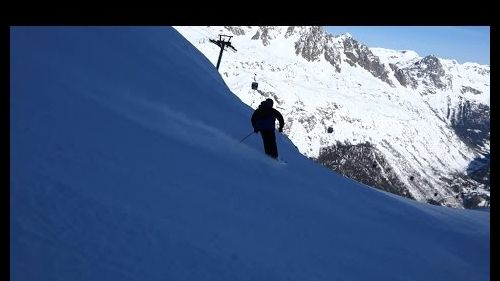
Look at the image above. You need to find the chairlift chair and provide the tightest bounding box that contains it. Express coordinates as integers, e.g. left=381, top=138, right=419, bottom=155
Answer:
left=251, top=73, right=258, bottom=90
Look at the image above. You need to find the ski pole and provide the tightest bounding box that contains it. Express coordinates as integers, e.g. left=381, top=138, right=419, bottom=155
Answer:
left=238, top=132, right=255, bottom=143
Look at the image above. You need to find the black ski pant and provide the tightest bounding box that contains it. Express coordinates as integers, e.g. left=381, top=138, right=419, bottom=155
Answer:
left=259, top=130, right=278, bottom=158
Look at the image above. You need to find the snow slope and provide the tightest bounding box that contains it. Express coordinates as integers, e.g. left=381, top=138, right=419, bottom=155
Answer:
left=11, top=27, right=489, bottom=281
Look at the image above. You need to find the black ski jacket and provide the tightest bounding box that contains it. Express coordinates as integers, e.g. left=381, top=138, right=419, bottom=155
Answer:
left=251, top=102, right=284, bottom=131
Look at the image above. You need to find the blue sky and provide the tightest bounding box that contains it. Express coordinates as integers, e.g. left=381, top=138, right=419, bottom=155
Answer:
left=325, top=26, right=490, bottom=65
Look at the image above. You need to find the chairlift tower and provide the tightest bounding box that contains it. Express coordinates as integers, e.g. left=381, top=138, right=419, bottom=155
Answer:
left=209, top=34, right=237, bottom=70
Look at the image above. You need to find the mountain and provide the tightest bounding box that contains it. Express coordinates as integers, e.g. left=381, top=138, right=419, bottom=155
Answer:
left=11, top=26, right=489, bottom=281
left=174, top=26, right=490, bottom=209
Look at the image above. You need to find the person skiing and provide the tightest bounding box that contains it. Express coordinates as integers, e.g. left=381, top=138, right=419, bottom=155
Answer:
left=251, top=98, right=285, bottom=159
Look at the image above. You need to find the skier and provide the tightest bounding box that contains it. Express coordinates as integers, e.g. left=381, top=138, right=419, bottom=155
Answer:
left=251, top=98, right=285, bottom=159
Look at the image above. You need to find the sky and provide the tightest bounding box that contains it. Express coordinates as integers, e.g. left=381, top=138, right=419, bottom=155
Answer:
left=11, top=27, right=490, bottom=281
left=325, top=26, right=490, bottom=65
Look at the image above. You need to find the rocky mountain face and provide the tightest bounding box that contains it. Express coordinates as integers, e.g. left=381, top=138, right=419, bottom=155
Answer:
left=317, top=141, right=413, bottom=199
left=392, top=55, right=448, bottom=91
left=174, top=26, right=490, bottom=209
left=450, top=101, right=490, bottom=150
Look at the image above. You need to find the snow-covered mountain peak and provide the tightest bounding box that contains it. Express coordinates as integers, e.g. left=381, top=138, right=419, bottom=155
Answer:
left=335, top=32, right=353, bottom=39
left=223, top=26, right=327, bottom=47
left=371, top=48, right=421, bottom=68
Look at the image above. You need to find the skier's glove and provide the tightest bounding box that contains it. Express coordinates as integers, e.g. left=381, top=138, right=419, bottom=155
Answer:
left=278, top=127, right=283, bottom=132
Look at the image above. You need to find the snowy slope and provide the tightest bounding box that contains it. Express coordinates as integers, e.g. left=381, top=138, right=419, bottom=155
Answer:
left=174, top=26, right=490, bottom=208
left=11, top=27, right=489, bottom=281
